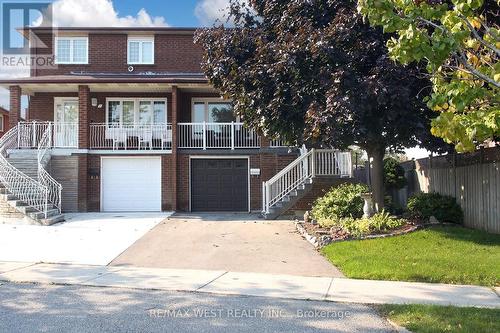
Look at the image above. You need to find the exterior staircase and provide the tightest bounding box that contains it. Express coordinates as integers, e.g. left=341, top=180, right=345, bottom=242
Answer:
left=6, top=152, right=39, bottom=179
left=262, top=148, right=352, bottom=220
left=0, top=125, right=65, bottom=225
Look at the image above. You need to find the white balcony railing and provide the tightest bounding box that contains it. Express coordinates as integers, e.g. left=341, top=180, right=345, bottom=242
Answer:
left=18, top=121, right=79, bottom=149
left=90, top=123, right=172, bottom=150
left=178, top=122, right=260, bottom=149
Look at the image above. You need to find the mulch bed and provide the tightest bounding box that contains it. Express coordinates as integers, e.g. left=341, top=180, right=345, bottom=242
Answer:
left=296, top=218, right=428, bottom=248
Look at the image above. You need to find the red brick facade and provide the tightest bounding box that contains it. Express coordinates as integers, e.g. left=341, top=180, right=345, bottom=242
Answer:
left=7, top=28, right=343, bottom=215
left=31, top=32, right=203, bottom=77
left=0, top=107, right=10, bottom=138
left=9, top=86, right=21, bottom=128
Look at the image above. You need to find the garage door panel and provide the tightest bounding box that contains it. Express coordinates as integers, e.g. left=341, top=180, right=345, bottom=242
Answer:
left=191, top=159, right=248, bottom=212
left=102, top=157, right=162, bottom=212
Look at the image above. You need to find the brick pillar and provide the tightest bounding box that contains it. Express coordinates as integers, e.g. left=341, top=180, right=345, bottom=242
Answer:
left=171, top=86, right=179, bottom=211
left=78, top=85, right=90, bottom=149
left=261, top=136, right=271, bottom=148
left=9, top=86, right=21, bottom=128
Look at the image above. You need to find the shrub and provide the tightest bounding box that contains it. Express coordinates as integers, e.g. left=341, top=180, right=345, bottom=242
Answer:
left=312, top=183, right=369, bottom=227
left=383, top=157, right=407, bottom=191
left=407, top=192, right=463, bottom=224
left=341, top=211, right=407, bottom=237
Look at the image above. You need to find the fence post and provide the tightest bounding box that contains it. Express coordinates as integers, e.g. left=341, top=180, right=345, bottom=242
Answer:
left=32, top=121, right=37, bottom=147
left=58, top=186, right=62, bottom=214
left=17, top=125, right=20, bottom=148
left=311, top=149, right=316, bottom=178
left=202, top=122, right=207, bottom=150
left=231, top=121, right=235, bottom=150
left=262, top=182, right=265, bottom=214
left=265, top=183, right=271, bottom=214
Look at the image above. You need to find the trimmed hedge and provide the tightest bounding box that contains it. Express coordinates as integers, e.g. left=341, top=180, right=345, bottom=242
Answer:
left=312, top=183, right=369, bottom=227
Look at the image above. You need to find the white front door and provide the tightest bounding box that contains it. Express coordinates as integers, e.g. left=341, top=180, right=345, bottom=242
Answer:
left=54, top=99, right=78, bottom=147
left=101, top=157, right=162, bottom=212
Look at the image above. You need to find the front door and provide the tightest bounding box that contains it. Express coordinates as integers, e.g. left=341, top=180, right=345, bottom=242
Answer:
left=54, top=99, right=78, bottom=147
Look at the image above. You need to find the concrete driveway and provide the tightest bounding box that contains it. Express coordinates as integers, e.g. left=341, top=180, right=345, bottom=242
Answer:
left=0, top=213, right=171, bottom=265
left=111, top=213, right=343, bottom=277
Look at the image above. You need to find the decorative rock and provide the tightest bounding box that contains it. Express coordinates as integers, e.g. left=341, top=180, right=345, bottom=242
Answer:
left=311, top=219, right=318, bottom=226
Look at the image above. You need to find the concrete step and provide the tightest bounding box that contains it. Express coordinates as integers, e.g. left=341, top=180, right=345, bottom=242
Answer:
left=29, top=208, right=60, bottom=220
left=40, top=214, right=65, bottom=226
left=264, top=178, right=314, bottom=220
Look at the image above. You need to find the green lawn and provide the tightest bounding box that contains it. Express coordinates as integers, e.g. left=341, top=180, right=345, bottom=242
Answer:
left=321, top=225, right=500, bottom=286
left=378, top=304, right=500, bottom=333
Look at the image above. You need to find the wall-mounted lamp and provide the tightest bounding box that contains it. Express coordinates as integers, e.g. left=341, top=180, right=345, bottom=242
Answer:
left=91, top=98, right=98, bottom=107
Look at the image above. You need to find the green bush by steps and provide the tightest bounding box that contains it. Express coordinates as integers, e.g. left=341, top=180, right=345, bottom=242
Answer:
left=311, top=183, right=369, bottom=228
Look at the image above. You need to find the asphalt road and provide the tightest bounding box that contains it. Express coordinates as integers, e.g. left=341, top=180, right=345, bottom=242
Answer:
left=0, top=282, right=395, bottom=333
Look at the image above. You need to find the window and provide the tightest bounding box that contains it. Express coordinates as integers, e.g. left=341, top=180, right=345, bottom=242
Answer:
left=127, top=37, right=154, bottom=64
left=106, top=99, right=167, bottom=126
left=0, top=115, right=3, bottom=132
left=55, top=37, right=88, bottom=64
left=191, top=99, right=236, bottom=123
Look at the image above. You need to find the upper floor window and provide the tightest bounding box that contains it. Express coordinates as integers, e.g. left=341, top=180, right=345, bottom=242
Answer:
left=55, top=37, right=88, bottom=64
left=192, top=99, right=237, bottom=123
left=0, top=115, right=4, bottom=132
left=106, top=98, right=166, bottom=126
left=127, top=37, right=154, bottom=65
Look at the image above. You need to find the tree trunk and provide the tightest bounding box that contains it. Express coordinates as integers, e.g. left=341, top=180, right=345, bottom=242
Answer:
left=367, top=146, right=385, bottom=212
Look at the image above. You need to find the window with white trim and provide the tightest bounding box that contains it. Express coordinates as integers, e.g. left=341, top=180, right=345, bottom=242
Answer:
left=106, top=99, right=166, bottom=126
left=192, top=99, right=237, bottom=123
left=127, top=37, right=154, bottom=64
left=0, top=115, right=4, bottom=132
left=55, top=37, right=88, bottom=64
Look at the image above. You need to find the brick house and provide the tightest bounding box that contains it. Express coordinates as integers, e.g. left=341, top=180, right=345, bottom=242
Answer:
left=0, top=107, right=9, bottom=138
left=0, top=27, right=351, bottom=224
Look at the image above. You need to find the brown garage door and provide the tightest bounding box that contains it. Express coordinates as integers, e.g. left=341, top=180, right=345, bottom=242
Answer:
left=191, top=159, right=248, bottom=211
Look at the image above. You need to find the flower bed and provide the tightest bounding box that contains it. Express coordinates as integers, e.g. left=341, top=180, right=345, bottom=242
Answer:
left=296, top=217, right=426, bottom=248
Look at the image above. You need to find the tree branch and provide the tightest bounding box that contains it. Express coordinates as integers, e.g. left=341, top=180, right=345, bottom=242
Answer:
left=454, top=51, right=500, bottom=88
left=458, top=14, right=500, bottom=57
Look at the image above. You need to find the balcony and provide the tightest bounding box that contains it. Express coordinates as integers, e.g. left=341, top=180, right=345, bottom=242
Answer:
left=90, top=123, right=172, bottom=150
left=178, top=122, right=260, bottom=149
left=18, top=121, right=78, bottom=148
left=17, top=121, right=287, bottom=152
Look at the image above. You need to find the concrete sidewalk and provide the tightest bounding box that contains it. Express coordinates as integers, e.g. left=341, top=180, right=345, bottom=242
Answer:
left=0, top=261, right=498, bottom=308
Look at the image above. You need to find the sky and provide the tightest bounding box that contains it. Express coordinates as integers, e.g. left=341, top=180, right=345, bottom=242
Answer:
left=0, top=0, right=430, bottom=158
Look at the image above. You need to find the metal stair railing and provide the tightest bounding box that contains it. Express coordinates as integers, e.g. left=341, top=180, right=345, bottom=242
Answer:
left=37, top=125, right=62, bottom=217
left=0, top=126, right=49, bottom=214
left=262, top=149, right=352, bottom=215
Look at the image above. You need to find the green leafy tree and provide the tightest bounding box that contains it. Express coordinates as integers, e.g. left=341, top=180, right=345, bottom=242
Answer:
left=383, top=157, right=407, bottom=191
left=195, top=0, right=449, bottom=210
left=358, top=0, right=500, bottom=152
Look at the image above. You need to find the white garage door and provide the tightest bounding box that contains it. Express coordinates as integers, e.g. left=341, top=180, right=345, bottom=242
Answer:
left=101, top=157, right=162, bottom=212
